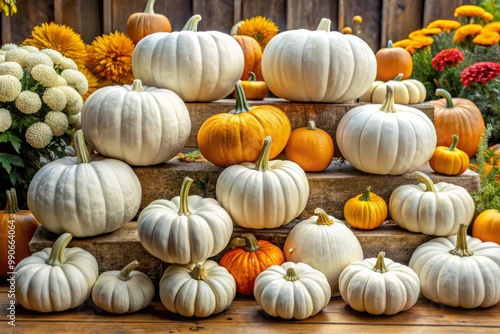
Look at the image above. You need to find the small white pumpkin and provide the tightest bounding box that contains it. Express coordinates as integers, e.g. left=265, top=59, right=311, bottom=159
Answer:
left=339, top=251, right=420, bottom=315
left=216, top=136, right=309, bottom=229
left=283, top=208, right=364, bottom=296
left=253, top=262, right=331, bottom=320
left=389, top=171, right=475, bottom=236
left=91, top=260, right=155, bottom=314
left=359, top=74, right=427, bottom=104
left=409, top=224, right=500, bottom=308
left=137, top=176, right=233, bottom=264
left=159, top=260, right=236, bottom=317
left=14, top=232, right=99, bottom=312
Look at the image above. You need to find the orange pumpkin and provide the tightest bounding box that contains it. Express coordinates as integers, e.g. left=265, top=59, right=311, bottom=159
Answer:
left=343, top=186, right=388, bottom=230
left=219, top=233, right=285, bottom=295
left=430, top=88, right=485, bottom=158
left=375, top=40, right=413, bottom=81
left=232, top=35, right=263, bottom=81
left=197, top=80, right=291, bottom=167
left=232, top=71, right=268, bottom=100
left=285, top=120, right=334, bottom=172
left=126, top=0, right=172, bottom=45
left=429, top=134, right=470, bottom=176
left=1, top=188, right=40, bottom=276
left=472, top=209, right=500, bottom=244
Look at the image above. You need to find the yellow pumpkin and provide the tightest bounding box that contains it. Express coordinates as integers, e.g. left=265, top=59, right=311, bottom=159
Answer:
left=343, top=186, right=388, bottom=230
left=429, top=134, right=469, bottom=176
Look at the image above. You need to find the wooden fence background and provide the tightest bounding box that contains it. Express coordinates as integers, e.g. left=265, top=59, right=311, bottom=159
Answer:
left=1, top=0, right=473, bottom=52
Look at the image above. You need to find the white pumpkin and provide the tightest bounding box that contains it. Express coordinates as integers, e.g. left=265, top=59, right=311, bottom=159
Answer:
left=336, top=85, right=436, bottom=175
left=81, top=79, right=191, bottom=166
left=359, top=74, right=427, bottom=104
left=91, top=260, right=155, bottom=314
left=253, top=262, right=331, bottom=320
left=132, top=14, right=244, bottom=102
left=27, top=130, right=142, bottom=237
left=216, top=136, right=309, bottom=229
left=283, top=208, right=364, bottom=296
left=137, top=176, right=233, bottom=264
left=389, top=171, right=475, bottom=236
left=339, top=252, right=420, bottom=315
left=14, top=233, right=99, bottom=312
left=159, top=260, right=236, bottom=317
left=261, top=18, right=376, bottom=103
left=409, top=224, right=500, bottom=308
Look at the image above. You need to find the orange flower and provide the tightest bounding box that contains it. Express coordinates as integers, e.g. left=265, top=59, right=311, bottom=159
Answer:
left=237, top=16, right=279, bottom=50
left=405, top=36, right=434, bottom=54
left=453, top=24, right=483, bottom=43
left=427, top=19, right=461, bottom=32
left=342, top=27, right=352, bottom=34
left=481, top=12, right=494, bottom=21
left=454, top=5, right=485, bottom=18
left=409, top=28, right=442, bottom=39
left=392, top=39, right=412, bottom=48
left=473, top=30, right=500, bottom=46
left=484, top=22, right=500, bottom=33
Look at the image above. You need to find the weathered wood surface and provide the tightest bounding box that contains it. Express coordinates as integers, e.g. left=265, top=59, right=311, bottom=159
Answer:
left=1, top=0, right=473, bottom=51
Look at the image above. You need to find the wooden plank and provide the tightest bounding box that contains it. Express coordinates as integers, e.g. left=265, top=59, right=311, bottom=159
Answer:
left=192, top=0, right=235, bottom=33
left=341, top=0, right=383, bottom=52
left=286, top=0, right=338, bottom=30
left=54, top=0, right=102, bottom=44
left=155, top=0, right=193, bottom=32
left=241, top=0, right=287, bottom=34
left=381, top=0, right=424, bottom=48
left=422, top=0, right=473, bottom=27
left=1, top=14, right=12, bottom=44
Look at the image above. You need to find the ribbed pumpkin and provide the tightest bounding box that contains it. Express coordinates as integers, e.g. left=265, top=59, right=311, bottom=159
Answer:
left=343, top=186, right=388, bottom=230
left=232, top=35, right=263, bottom=81
left=1, top=188, right=40, bottom=276
left=430, top=88, right=485, bottom=158
left=219, top=234, right=285, bottom=295
left=198, top=81, right=291, bottom=167
left=232, top=72, right=268, bottom=100
left=429, top=134, right=470, bottom=176
left=359, top=74, right=426, bottom=104
left=126, top=0, right=172, bottom=44
left=375, top=40, right=413, bottom=81
left=285, top=120, right=334, bottom=172
left=472, top=209, right=500, bottom=244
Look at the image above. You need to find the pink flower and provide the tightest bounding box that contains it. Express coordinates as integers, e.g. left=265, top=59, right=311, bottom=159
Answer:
left=431, top=48, right=465, bottom=72
left=460, top=62, right=500, bottom=87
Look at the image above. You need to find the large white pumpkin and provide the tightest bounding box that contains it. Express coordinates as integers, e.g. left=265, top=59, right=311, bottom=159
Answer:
left=261, top=18, right=376, bottom=102
left=132, top=14, right=244, bottom=102
left=81, top=79, right=191, bottom=166
left=336, top=85, right=436, bottom=175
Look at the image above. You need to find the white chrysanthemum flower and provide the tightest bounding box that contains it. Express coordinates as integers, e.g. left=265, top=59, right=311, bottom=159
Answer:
left=44, top=111, right=69, bottom=136
left=60, top=86, right=83, bottom=115
left=67, top=113, right=79, bottom=125
left=24, top=52, right=54, bottom=71
left=1, top=43, right=18, bottom=52
left=31, top=64, right=59, bottom=87
left=25, top=122, right=53, bottom=148
left=0, top=75, right=22, bottom=102
left=0, top=108, right=12, bottom=132
left=0, top=62, right=24, bottom=80
left=0, top=55, right=5, bottom=62
left=40, top=49, right=63, bottom=65
left=59, top=57, right=78, bottom=70
left=20, top=45, right=40, bottom=53
left=4, top=48, right=30, bottom=67
left=55, top=75, right=67, bottom=86
left=61, top=69, right=88, bottom=95
left=15, top=90, right=42, bottom=114
left=42, top=87, right=66, bottom=111
left=65, top=98, right=83, bottom=115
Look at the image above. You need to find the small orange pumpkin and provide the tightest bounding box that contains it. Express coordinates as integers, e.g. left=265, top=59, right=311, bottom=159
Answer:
left=430, top=88, right=485, bottom=158
left=126, top=0, right=172, bottom=45
left=232, top=72, right=268, bottom=100
left=429, top=134, right=470, bottom=176
left=343, top=186, right=388, bottom=230
left=285, top=120, right=334, bottom=172
left=232, top=35, right=263, bottom=81
left=1, top=188, right=40, bottom=276
left=219, top=233, right=285, bottom=295
left=472, top=209, right=500, bottom=244
left=375, top=40, right=413, bottom=82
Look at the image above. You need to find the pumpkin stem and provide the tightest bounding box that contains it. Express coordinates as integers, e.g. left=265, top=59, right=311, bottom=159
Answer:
left=435, top=88, right=455, bottom=108
left=178, top=177, right=193, bottom=216
left=449, top=224, right=474, bottom=257
left=191, top=264, right=208, bottom=280
left=307, top=120, right=316, bottom=130
left=283, top=267, right=300, bottom=282
left=118, top=260, right=140, bottom=281
left=46, top=232, right=72, bottom=266
left=254, top=136, right=272, bottom=172
left=231, top=234, right=261, bottom=252
left=143, top=0, right=156, bottom=14
left=379, top=85, right=397, bottom=113
left=247, top=72, right=257, bottom=81
left=230, top=80, right=252, bottom=114
left=393, top=73, right=404, bottom=82
left=448, top=135, right=460, bottom=151
left=131, top=79, right=144, bottom=92
left=373, top=252, right=387, bottom=273
left=316, top=18, right=331, bottom=32
left=413, top=171, right=437, bottom=192
left=314, top=208, right=334, bottom=226
left=359, top=186, right=372, bottom=201
left=4, top=188, right=20, bottom=214
left=182, top=14, right=202, bottom=32
left=74, top=129, right=91, bottom=164
left=387, top=40, right=393, bottom=48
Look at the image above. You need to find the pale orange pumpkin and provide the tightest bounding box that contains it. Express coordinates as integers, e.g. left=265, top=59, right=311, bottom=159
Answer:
left=232, top=72, right=268, bottom=100
left=232, top=35, right=263, bottom=81
left=126, top=0, right=172, bottom=45
left=375, top=40, right=413, bottom=81
left=429, top=134, right=470, bottom=176
left=472, top=209, right=500, bottom=244
left=343, top=186, right=388, bottom=230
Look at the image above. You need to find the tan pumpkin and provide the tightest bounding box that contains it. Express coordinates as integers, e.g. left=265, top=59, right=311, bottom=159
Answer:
left=126, top=0, right=172, bottom=45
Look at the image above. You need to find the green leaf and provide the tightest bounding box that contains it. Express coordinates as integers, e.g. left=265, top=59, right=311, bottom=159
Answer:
left=0, top=153, right=24, bottom=173
left=0, top=131, right=22, bottom=153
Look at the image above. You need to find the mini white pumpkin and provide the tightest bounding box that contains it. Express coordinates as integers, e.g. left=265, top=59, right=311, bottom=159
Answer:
left=389, top=171, right=475, bottom=236
left=359, top=74, right=427, bottom=104
left=253, top=262, right=331, bottom=320
left=91, top=260, right=155, bottom=314
left=14, top=232, right=99, bottom=312
left=339, top=251, right=420, bottom=315
left=409, top=224, right=500, bottom=308
left=159, top=260, right=236, bottom=317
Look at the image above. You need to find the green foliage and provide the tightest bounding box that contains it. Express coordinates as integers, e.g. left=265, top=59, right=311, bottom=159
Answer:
left=476, top=0, right=500, bottom=21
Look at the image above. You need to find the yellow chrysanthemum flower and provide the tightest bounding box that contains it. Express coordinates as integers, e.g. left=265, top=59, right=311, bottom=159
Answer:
left=25, top=122, right=53, bottom=149
left=405, top=36, right=434, bottom=54
left=353, top=16, right=362, bottom=25
left=15, top=90, right=42, bottom=114
left=473, top=30, right=500, bottom=46
left=0, top=61, right=23, bottom=79
left=78, top=66, right=100, bottom=100
left=44, top=111, right=69, bottom=136
left=427, top=19, right=462, bottom=32
left=237, top=16, right=279, bottom=50
left=408, top=28, right=442, bottom=39
left=86, top=31, right=135, bottom=85
left=453, top=23, right=483, bottom=43
left=22, top=22, right=87, bottom=67
left=0, top=74, right=21, bottom=102
left=483, top=22, right=500, bottom=33
left=0, top=108, right=12, bottom=132
left=1, top=1, right=17, bottom=16
left=42, top=87, right=67, bottom=111
left=481, top=12, right=494, bottom=21
left=392, top=39, right=412, bottom=48
left=342, top=27, right=352, bottom=34
left=454, top=5, right=485, bottom=18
